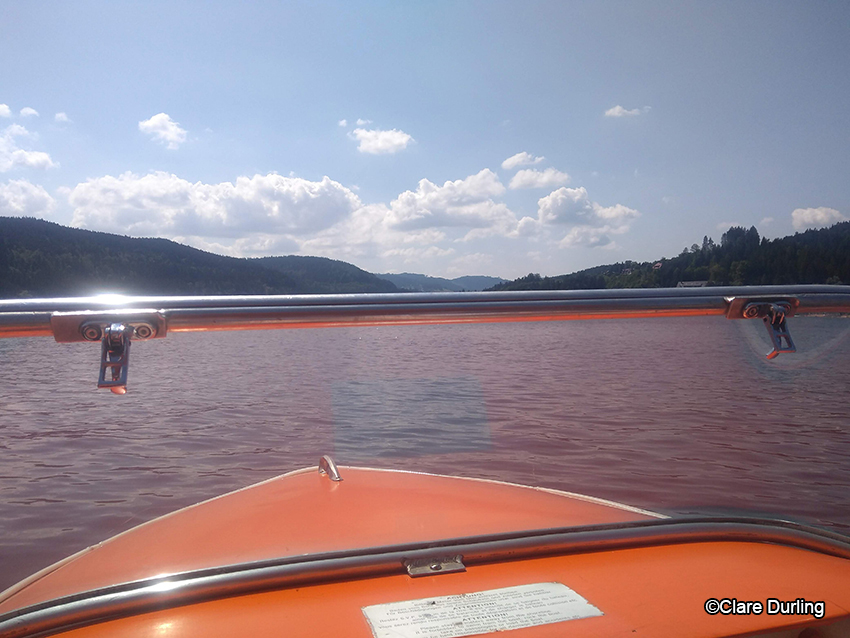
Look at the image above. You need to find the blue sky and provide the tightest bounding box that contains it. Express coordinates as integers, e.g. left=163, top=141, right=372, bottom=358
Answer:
left=2, top=1, right=848, bottom=279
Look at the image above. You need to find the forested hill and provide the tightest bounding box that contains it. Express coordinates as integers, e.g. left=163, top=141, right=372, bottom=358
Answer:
left=492, top=223, right=850, bottom=291
left=254, top=256, right=396, bottom=293
left=0, top=217, right=398, bottom=297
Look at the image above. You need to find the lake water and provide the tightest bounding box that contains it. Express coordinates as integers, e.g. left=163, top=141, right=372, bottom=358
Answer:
left=1, top=316, right=849, bottom=592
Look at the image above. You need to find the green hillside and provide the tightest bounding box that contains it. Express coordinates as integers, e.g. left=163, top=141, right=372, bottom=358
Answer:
left=492, top=223, right=850, bottom=291
left=254, top=256, right=397, bottom=293
left=0, top=217, right=398, bottom=297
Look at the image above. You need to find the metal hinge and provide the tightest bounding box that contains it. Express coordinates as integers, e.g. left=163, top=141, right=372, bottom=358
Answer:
left=404, top=555, right=466, bottom=577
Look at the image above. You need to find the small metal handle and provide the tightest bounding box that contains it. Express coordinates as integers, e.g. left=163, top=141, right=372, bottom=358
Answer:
left=318, top=455, right=342, bottom=482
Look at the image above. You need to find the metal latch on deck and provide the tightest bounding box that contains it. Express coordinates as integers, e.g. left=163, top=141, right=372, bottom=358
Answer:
left=318, top=455, right=343, bottom=482
left=726, top=297, right=797, bottom=359
left=404, top=555, right=466, bottom=577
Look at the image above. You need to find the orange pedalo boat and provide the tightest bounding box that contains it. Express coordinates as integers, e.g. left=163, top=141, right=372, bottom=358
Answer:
left=0, top=287, right=849, bottom=638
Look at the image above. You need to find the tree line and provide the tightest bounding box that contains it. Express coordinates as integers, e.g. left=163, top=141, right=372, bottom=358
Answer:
left=493, top=222, right=850, bottom=291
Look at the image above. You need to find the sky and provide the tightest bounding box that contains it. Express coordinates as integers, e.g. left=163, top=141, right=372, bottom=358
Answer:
left=1, top=1, right=849, bottom=279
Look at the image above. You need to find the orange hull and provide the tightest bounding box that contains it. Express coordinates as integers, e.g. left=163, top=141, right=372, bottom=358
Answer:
left=1, top=464, right=848, bottom=638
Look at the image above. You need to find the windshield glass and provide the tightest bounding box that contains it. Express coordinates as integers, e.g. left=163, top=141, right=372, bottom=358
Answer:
left=2, top=0, right=850, bottom=613
left=1, top=314, right=849, bottom=593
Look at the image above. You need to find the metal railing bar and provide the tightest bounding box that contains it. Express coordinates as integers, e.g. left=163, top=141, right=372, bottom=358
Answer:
left=1, top=285, right=848, bottom=312
left=0, top=286, right=848, bottom=340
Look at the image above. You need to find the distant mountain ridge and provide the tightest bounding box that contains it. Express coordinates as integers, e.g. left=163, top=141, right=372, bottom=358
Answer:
left=0, top=217, right=398, bottom=297
left=377, top=272, right=507, bottom=292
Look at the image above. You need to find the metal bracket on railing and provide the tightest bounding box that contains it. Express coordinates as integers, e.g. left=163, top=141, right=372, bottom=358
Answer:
left=758, top=302, right=796, bottom=359
left=49, top=310, right=166, bottom=393
left=98, top=324, right=132, bottom=394
left=728, top=299, right=797, bottom=359
left=728, top=301, right=797, bottom=359
left=50, top=310, right=166, bottom=343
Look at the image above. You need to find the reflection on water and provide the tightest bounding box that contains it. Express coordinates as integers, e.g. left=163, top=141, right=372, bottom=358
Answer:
left=332, top=377, right=491, bottom=460
left=0, top=316, right=849, bottom=590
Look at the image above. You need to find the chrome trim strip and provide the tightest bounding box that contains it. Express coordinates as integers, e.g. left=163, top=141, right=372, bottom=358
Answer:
left=1, top=516, right=848, bottom=638
left=0, top=285, right=848, bottom=340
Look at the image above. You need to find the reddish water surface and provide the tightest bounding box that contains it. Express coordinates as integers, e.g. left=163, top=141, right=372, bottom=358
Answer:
left=1, top=317, right=849, bottom=592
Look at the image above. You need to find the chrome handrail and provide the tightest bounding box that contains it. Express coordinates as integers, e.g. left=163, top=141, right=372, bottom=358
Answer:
left=1, top=516, right=848, bottom=638
left=1, top=285, right=848, bottom=392
left=1, top=285, right=848, bottom=339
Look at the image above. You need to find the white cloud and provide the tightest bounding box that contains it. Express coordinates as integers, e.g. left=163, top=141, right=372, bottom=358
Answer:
left=55, top=112, right=70, bottom=123
left=299, top=169, right=520, bottom=267
left=20, top=107, right=39, bottom=118
left=138, top=113, right=188, bottom=150
left=509, top=167, right=570, bottom=190
left=594, top=203, right=641, bottom=223
left=299, top=202, right=448, bottom=265
left=0, top=104, right=11, bottom=118
left=604, top=105, right=650, bottom=118
left=501, top=151, right=544, bottom=171
left=381, top=245, right=455, bottom=262
left=338, top=119, right=348, bottom=127
left=68, top=171, right=361, bottom=238
left=59, top=154, right=646, bottom=274
left=516, top=216, right=540, bottom=237
left=0, top=179, right=56, bottom=216
left=791, top=207, right=846, bottom=231
left=1, top=124, right=58, bottom=172
left=559, top=225, right=614, bottom=248
left=356, top=118, right=372, bottom=126
left=349, top=127, right=413, bottom=154
left=388, top=169, right=512, bottom=232
left=445, top=252, right=493, bottom=276
left=760, top=216, right=774, bottom=226
left=62, top=165, right=519, bottom=273
left=537, top=187, right=594, bottom=225
left=536, top=186, right=639, bottom=248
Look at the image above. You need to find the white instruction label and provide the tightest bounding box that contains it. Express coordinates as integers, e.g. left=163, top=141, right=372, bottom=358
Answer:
left=362, top=582, right=603, bottom=638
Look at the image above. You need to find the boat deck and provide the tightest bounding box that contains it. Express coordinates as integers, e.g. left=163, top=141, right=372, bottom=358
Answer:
left=1, top=466, right=848, bottom=638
